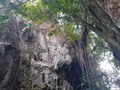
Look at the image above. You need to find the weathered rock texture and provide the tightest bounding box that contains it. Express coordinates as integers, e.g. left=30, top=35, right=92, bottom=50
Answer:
left=0, top=16, right=82, bottom=90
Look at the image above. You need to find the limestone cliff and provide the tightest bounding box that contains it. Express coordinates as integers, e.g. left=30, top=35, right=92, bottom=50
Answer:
left=0, top=16, right=82, bottom=90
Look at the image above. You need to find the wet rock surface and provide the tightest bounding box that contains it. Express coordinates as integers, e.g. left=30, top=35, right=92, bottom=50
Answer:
left=0, top=16, right=82, bottom=90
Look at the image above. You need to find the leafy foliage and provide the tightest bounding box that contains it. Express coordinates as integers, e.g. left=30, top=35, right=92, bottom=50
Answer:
left=0, top=0, right=119, bottom=90
left=16, top=0, right=48, bottom=23
left=87, top=31, right=111, bottom=61
left=0, top=0, right=9, bottom=5
left=64, top=23, right=77, bottom=42
left=0, top=0, right=27, bottom=28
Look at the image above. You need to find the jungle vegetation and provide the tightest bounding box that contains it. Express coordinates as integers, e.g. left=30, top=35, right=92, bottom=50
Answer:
left=0, top=0, right=120, bottom=90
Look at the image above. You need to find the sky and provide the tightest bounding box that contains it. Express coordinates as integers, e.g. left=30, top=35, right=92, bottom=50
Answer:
left=99, top=51, right=120, bottom=90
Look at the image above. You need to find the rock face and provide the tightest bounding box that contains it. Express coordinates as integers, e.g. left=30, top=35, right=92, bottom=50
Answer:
left=0, top=16, right=82, bottom=90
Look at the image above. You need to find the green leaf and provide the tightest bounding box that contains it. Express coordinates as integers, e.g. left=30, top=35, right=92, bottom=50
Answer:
left=96, top=81, right=100, bottom=88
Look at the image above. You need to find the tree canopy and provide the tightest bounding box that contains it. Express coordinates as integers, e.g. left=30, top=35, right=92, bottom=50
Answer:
left=0, top=0, right=120, bottom=89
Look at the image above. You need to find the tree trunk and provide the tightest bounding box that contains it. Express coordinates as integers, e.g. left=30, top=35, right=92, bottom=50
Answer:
left=81, top=0, right=120, bottom=62
left=74, top=23, right=100, bottom=89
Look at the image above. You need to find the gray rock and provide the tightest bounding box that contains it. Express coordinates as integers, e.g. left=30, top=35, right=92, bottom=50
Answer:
left=0, top=16, right=82, bottom=90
